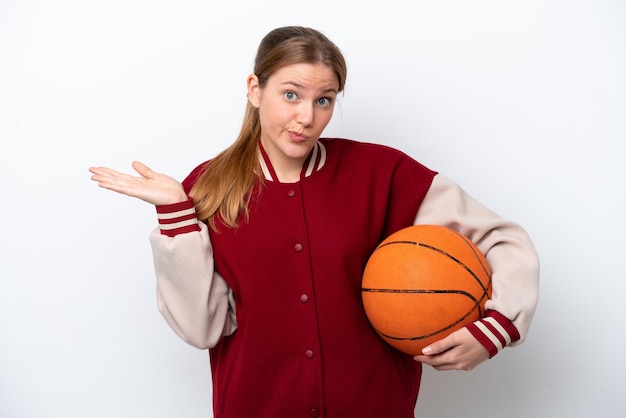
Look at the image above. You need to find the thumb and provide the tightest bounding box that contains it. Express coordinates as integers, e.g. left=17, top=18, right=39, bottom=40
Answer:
left=131, top=161, right=153, bottom=179
left=421, top=335, right=454, bottom=355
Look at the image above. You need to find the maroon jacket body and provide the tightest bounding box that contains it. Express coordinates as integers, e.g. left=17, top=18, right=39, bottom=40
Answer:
left=182, top=138, right=436, bottom=417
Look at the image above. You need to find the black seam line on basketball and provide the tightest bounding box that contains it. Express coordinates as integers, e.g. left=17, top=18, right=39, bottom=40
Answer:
left=375, top=301, right=484, bottom=342
left=414, top=242, right=491, bottom=298
left=449, top=230, right=492, bottom=281
left=361, top=288, right=480, bottom=303
left=378, top=305, right=481, bottom=341
left=362, top=289, right=488, bottom=319
left=375, top=240, right=490, bottom=300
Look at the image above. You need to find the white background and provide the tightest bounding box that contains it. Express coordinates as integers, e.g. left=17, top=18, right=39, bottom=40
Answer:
left=1, top=1, right=625, bottom=417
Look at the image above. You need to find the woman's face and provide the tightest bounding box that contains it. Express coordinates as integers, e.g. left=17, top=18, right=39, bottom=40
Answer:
left=247, top=62, right=339, bottom=181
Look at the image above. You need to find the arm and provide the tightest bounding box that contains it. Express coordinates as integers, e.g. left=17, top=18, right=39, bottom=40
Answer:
left=151, top=199, right=237, bottom=349
left=90, top=162, right=237, bottom=349
left=412, top=174, right=539, bottom=369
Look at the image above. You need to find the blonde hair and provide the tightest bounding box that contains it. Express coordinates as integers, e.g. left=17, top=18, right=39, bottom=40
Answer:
left=190, top=26, right=347, bottom=230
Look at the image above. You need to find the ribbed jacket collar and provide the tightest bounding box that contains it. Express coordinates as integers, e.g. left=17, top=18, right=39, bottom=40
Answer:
left=259, top=140, right=327, bottom=182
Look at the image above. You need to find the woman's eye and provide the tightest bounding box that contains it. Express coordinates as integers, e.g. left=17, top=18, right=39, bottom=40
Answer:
left=284, top=91, right=297, bottom=101
left=317, top=97, right=331, bottom=106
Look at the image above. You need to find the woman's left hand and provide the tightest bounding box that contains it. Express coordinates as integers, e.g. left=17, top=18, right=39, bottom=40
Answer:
left=413, top=327, right=489, bottom=371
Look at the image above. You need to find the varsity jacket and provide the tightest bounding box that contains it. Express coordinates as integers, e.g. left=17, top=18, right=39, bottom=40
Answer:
left=149, top=138, right=539, bottom=418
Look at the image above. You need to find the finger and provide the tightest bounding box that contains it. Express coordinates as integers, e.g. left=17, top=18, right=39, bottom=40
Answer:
left=89, top=166, right=116, bottom=177
left=421, top=339, right=453, bottom=356
left=88, top=166, right=139, bottom=190
left=431, top=363, right=456, bottom=371
left=412, top=354, right=432, bottom=363
left=131, top=161, right=154, bottom=179
left=89, top=166, right=130, bottom=181
left=413, top=354, right=455, bottom=370
left=90, top=174, right=131, bottom=192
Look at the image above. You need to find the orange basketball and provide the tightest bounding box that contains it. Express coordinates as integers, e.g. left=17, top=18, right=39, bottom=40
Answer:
left=361, top=224, right=492, bottom=355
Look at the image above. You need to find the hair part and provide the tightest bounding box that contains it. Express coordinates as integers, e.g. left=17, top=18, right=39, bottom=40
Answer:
left=190, top=26, right=347, bottom=231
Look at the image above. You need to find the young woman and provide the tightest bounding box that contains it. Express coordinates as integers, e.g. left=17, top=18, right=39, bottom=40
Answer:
left=90, top=26, right=539, bottom=418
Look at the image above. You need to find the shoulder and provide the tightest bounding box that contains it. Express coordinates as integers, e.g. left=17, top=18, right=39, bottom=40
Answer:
left=182, top=160, right=211, bottom=194
left=320, top=138, right=436, bottom=174
left=321, top=137, right=407, bottom=157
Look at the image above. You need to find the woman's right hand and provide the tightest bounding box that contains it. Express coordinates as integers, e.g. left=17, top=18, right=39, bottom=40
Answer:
left=89, top=161, right=188, bottom=206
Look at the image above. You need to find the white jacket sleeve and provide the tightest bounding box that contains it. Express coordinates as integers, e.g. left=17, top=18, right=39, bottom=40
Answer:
left=415, top=174, right=539, bottom=350
left=150, top=217, right=237, bottom=350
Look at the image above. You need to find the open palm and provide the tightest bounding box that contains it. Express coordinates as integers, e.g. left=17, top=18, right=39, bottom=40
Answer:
left=89, top=161, right=188, bottom=206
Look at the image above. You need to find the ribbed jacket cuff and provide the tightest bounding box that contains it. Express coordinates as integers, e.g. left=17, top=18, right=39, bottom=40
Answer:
left=466, top=310, right=521, bottom=358
left=155, top=198, right=201, bottom=237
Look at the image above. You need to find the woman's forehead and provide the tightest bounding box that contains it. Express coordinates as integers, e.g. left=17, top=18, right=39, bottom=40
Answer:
left=269, top=63, right=339, bottom=92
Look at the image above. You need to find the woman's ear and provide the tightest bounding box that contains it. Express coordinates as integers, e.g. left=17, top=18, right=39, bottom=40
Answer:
left=247, top=74, right=261, bottom=108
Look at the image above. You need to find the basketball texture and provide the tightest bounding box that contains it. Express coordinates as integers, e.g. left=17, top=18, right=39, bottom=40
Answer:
left=361, top=224, right=492, bottom=355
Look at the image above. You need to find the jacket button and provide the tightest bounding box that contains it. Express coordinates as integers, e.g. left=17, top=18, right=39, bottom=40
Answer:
left=287, top=189, right=296, bottom=197
left=294, top=243, right=303, bottom=252
left=300, top=294, right=309, bottom=303
left=309, top=408, right=320, bottom=417
left=305, top=350, right=314, bottom=359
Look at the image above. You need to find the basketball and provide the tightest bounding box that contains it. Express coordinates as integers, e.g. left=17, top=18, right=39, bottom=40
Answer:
left=361, top=224, right=492, bottom=355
